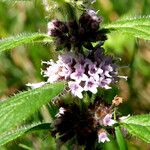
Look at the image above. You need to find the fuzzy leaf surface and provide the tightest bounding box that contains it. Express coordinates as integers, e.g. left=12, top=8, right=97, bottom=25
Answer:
left=121, top=114, right=150, bottom=143
left=0, top=33, right=52, bottom=52
left=103, top=16, right=150, bottom=40
left=0, top=122, right=51, bottom=146
left=0, top=82, right=65, bottom=134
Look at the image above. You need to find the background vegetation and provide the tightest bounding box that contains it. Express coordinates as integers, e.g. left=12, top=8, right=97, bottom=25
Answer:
left=0, top=0, right=150, bottom=149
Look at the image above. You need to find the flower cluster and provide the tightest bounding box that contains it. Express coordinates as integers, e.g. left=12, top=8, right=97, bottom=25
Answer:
left=47, top=9, right=107, bottom=50
left=51, top=99, right=117, bottom=148
left=26, top=4, right=130, bottom=149
left=42, top=48, right=118, bottom=98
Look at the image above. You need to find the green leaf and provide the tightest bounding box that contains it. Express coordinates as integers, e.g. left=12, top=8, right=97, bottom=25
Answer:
left=115, top=127, right=128, bottom=150
left=121, top=114, right=150, bottom=143
left=0, top=33, right=52, bottom=52
left=103, top=16, right=150, bottom=40
left=0, top=82, right=65, bottom=134
left=0, top=122, right=51, bottom=146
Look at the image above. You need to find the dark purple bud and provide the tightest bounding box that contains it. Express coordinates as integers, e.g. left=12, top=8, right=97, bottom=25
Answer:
left=91, top=22, right=99, bottom=31
left=79, top=13, right=90, bottom=25
left=48, top=20, right=68, bottom=36
left=79, top=27, right=85, bottom=35
left=96, top=33, right=107, bottom=41
left=50, top=29, right=62, bottom=37
left=67, top=20, right=78, bottom=31
left=56, top=36, right=66, bottom=45
left=70, top=36, right=77, bottom=43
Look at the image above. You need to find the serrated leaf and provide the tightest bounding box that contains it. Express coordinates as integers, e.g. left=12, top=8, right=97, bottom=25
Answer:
left=0, top=82, right=65, bottom=134
left=0, top=33, right=52, bottom=52
left=121, top=114, right=150, bottom=143
left=0, top=122, right=51, bottom=146
left=103, top=16, right=150, bottom=40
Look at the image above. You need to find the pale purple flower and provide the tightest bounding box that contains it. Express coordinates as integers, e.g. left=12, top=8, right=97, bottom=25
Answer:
left=87, top=10, right=99, bottom=22
left=84, top=77, right=98, bottom=94
left=55, top=107, right=66, bottom=118
left=84, top=58, right=92, bottom=67
left=39, top=51, right=120, bottom=99
left=88, top=63, right=97, bottom=75
left=75, top=53, right=85, bottom=65
left=99, top=77, right=112, bottom=89
left=68, top=81, right=83, bottom=99
left=58, top=65, right=72, bottom=79
left=88, top=63, right=99, bottom=81
left=97, top=67, right=103, bottom=74
left=104, top=65, right=113, bottom=78
left=98, top=131, right=110, bottom=143
left=58, top=52, right=74, bottom=66
left=103, top=114, right=116, bottom=126
left=70, top=64, right=88, bottom=82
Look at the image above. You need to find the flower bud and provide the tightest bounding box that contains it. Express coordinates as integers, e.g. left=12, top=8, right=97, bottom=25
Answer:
left=48, top=20, right=68, bottom=36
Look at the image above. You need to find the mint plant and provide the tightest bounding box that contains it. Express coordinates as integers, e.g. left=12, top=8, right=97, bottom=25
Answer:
left=0, top=0, right=150, bottom=149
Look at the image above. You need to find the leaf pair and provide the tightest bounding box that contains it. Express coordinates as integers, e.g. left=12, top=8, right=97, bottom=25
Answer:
left=0, top=16, right=149, bottom=53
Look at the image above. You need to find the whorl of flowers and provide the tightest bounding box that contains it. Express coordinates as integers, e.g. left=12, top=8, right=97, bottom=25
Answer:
left=52, top=100, right=117, bottom=148
left=47, top=9, right=107, bottom=50
left=42, top=47, right=118, bottom=99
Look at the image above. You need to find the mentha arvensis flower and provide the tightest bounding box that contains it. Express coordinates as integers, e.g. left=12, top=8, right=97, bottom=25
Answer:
left=41, top=48, right=122, bottom=98
left=98, top=130, right=110, bottom=143
left=102, top=113, right=116, bottom=126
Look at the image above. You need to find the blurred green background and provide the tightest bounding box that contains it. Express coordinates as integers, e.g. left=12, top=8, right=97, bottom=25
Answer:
left=0, top=0, right=150, bottom=149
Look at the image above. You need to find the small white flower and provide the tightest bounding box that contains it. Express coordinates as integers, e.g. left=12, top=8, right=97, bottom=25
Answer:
left=55, top=107, right=66, bottom=118
left=43, top=62, right=61, bottom=83
left=103, top=114, right=116, bottom=126
left=26, top=82, right=46, bottom=89
left=68, top=81, right=83, bottom=99
left=98, top=131, right=110, bottom=143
